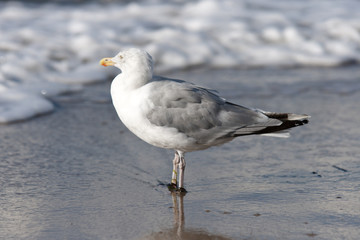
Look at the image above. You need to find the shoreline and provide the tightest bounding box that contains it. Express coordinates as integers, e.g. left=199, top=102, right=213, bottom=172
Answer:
left=1, top=67, right=359, bottom=240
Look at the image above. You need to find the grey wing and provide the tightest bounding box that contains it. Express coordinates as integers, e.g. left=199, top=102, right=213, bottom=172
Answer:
left=146, top=79, right=281, bottom=145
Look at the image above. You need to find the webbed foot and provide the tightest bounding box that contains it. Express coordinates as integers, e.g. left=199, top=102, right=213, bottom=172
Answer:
left=167, top=183, right=178, bottom=192
left=178, top=187, right=187, bottom=193
left=167, top=183, right=187, bottom=195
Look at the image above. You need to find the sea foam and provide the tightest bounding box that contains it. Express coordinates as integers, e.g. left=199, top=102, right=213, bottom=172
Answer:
left=0, top=0, right=359, bottom=123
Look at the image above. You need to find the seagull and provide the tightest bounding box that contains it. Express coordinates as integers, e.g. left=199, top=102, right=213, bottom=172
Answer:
left=100, top=48, right=309, bottom=192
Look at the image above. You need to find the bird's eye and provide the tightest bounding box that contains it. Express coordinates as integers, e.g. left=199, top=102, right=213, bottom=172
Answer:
left=119, top=55, right=123, bottom=59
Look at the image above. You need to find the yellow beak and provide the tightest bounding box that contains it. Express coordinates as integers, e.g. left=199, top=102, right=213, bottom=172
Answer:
left=99, top=58, right=115, bottom=67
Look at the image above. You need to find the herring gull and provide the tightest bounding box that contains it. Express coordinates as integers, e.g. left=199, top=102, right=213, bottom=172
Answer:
left=100, top=48, right=309, bottom=192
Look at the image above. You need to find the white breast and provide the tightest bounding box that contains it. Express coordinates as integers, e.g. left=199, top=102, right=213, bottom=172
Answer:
left=110, top=78, right=196, bottom=151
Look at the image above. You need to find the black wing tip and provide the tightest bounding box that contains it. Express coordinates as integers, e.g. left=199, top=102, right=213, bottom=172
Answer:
left=264, top=112, right=310, bottom=121
left=294, top=118, right=309, bottom=126
left=301, top=119, right=309, bottom=124
left=250, top=113, right=309, bottom=136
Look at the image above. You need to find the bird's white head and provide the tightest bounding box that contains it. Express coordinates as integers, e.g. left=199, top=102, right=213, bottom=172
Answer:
left=100, top=48, right=153, bottom=77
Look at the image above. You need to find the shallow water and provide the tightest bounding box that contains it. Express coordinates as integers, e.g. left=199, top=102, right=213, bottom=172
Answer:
left=1, top=67, right=360, bottom=240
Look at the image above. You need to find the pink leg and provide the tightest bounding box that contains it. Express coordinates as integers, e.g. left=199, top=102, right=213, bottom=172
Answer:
left=171, top=152, right=180, bottom=186
left=177, top=151, right=186, bottom=192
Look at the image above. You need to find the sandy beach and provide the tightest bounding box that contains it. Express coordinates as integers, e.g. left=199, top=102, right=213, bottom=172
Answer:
left=1, top=67, right=360, bottom=240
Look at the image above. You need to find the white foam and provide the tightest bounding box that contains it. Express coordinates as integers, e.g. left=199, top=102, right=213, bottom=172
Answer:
left=0, top=0, right=360, bottom=123
left=0, top=89, right=54, bottom=123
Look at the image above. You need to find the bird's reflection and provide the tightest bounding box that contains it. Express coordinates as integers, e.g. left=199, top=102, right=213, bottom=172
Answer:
left=171, top=192, right=185, bottom=238
left=142, top=192, right=233, bottom=240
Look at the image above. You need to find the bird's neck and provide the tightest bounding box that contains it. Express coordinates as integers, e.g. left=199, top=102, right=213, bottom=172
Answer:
left=115, top=66, right=153, bottom=90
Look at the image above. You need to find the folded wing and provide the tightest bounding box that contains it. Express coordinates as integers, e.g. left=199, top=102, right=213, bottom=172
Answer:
left=145, top=77, right=309, bottom=149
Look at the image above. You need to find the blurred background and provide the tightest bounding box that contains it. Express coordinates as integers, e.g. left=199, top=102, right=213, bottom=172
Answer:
left=1, top=0, right=360, bottom=123
left=1, top=1, right=360, bottom=240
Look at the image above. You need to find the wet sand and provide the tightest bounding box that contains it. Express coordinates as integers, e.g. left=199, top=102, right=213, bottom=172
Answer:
left=1, top=67, right=360, bottom=240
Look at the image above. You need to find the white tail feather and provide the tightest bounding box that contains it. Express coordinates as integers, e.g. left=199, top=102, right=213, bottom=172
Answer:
left=261, top=131, right=290, bottom=138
